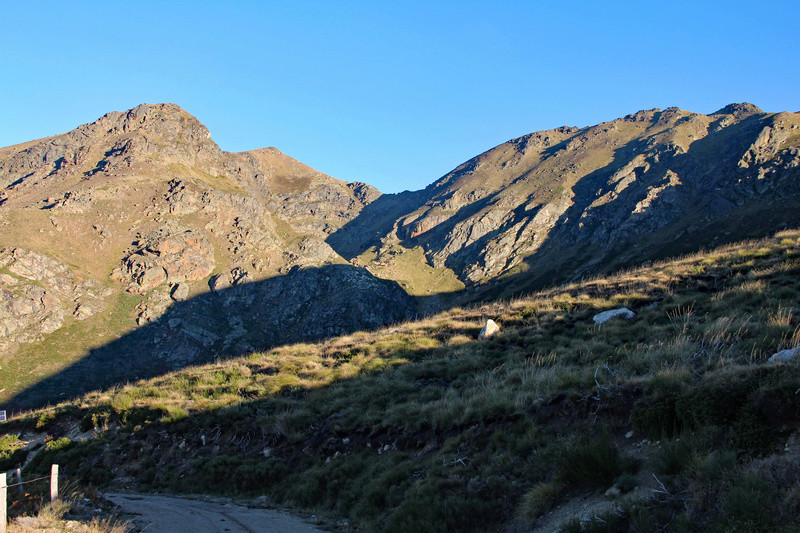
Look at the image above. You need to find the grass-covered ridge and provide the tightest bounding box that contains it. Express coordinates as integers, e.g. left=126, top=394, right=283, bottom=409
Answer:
left=5, top=229, right=800, bottom=531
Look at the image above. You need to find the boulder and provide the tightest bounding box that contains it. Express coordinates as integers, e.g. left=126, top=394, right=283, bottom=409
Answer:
left=593, top=308, right=635, bottom=324
left=114, top=227, right=215, bottom=290
left=73, top=304, right=94, bottom=319
left=479, top=319, right=500, bottom=338
left=171, top=282, right=189, bottom=301
left=768, top=346, right=799, bottom=363
left=137, top=266, right=167, bottom=291
left=209, top=273, right=232, bottom=292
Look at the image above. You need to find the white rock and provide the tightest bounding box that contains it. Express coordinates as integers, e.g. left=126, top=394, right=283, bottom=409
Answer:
left=479, top=319, right=501, bottom=338
left=593, top=307, right=635, bottom=324
left=768, top=346, right=799, bottom=363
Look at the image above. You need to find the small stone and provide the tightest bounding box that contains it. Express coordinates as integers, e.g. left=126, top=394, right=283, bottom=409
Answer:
left=342, top=438, right=350, bottom=445
left=604, top=486, right=622, bottom=498
left=768, top=346, right=799, bottom=363
left=478, top=319, right=500, bottom=338
left=168, top=318, right=182, bottom=329
left=73, top=304, right=94, bottom=320
left=625, top=431, right=634, bottom=439
left=593, top=307, right=635, bottom=324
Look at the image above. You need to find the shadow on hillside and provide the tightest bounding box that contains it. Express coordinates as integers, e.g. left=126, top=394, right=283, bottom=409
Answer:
left=14, top=114, right=798, bottom=412
left=2, top=264, right=423, bottom=413
left=326, top=189, right=430, bottom=259
left=474, top=117, right=800, bottom=300
left=328, top=112, right=800, bottom=307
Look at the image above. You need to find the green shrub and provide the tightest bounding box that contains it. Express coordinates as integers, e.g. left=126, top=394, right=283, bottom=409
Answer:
left=614, top=473, right=637, bottom=494
left=519, top=481, right=561, bottom=521
left=652, top=439, right=695, bottom=476
left=558, top=431, right=636, bottom=489
left=384, top=477, right=500, bottom=533
left=632, top=395, right=683, bottom=439
left=35, top=411, right=56, bottom=430
left=232, top=459, right=290, bottom=494
left=713, top=472, right=785, bottom=532
left=0, top=434, right=28, bottom=470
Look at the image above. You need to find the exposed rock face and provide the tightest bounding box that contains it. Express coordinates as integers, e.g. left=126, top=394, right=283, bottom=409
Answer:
left=8, top=264, right=416, bottom=405
left=329, top=103, right=800, bottom=294
left=0, top=247, right=109, bottom=355
left=0, top=104, right=220, bottom=192
left=3, top=101, right=800, bottom=409
left=113, top=227, right=216, bottom=292
left=0, top=103, right=414, bottom=408
left=150, top=264, right=417, bottom=365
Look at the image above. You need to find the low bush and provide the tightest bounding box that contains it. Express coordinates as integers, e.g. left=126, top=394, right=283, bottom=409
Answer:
left=518, top=481, right=562, bottom=521
left=0, top=434, right=28, bottom=470
left=558, top=431, right=636, bottom=489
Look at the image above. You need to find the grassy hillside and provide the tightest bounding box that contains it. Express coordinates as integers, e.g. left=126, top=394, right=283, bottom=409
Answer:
left=4, top=229, right=800, bottom=531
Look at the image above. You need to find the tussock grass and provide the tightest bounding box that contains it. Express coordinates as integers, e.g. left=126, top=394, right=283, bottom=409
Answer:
left=4, top=229, right=800, bottom=531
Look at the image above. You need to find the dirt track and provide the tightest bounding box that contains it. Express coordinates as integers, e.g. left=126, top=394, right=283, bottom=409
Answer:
left=105, top=493, right=325, bottom=533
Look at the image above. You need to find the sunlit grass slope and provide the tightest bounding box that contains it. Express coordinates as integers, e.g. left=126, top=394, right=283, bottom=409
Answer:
left=5, top=229, right=800, bottom=531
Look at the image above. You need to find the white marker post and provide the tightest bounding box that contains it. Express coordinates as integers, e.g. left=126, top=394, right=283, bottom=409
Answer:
left=1, top=471, right=7, bottom=533
left=50, top=464, right=59, bottom=503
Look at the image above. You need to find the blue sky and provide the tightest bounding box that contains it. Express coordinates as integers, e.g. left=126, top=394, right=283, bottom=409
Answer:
left=2, top=1, right=798, bottom=193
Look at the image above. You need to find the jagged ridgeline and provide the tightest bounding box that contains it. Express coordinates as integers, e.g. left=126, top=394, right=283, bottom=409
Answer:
left=331, top=103, right=800, bottom=296
left=1, top=102, right=799, bottom=409
left=0, top=104, right=414, bottom=409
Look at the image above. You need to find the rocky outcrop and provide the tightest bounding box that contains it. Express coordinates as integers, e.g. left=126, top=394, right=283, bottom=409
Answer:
left=5, top=264, right=418, bottom=405
left=0, top=104, right=221, bottom=193
left=0, top=248, right=110, bottom=354
left=113, top=226, right=216, bottom=292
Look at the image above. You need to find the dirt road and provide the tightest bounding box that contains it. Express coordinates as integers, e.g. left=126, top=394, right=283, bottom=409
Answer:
left=105, top=493, right=325, bottom=533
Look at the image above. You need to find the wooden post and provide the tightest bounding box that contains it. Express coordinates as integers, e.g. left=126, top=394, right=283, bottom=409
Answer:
left=50, top=464, right=59, bottom=503
left=1, top=471, right=7, bottom=533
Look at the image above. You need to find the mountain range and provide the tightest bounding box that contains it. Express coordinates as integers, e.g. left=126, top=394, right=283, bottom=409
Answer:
left=1, top=102, right=799, bottom=409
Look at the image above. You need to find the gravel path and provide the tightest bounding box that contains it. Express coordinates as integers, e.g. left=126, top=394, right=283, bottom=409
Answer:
left=105, top=493, right=325, bottom=533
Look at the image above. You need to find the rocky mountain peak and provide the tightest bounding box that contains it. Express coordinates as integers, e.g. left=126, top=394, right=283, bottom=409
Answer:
left=90, top=103, right=212, bottom=141
left=0, top=103, right=223, bottom=194
left=712, top=102, right=764, bottom=116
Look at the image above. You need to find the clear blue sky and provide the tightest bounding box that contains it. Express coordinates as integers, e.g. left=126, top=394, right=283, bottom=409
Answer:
left=2, top=1, right=798, bottom=193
